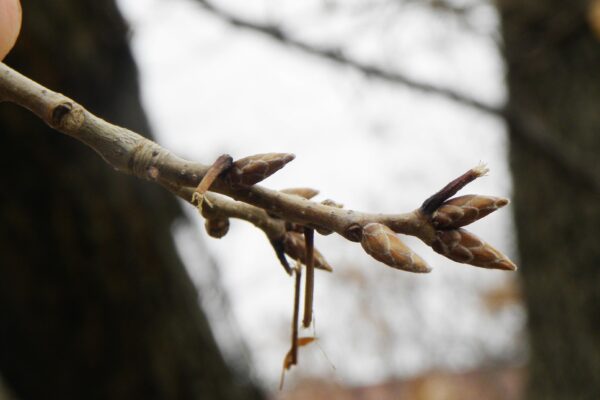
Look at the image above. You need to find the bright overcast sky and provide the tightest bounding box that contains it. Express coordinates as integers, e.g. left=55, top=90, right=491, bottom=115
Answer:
left=118, top=0, right=524, bottom=389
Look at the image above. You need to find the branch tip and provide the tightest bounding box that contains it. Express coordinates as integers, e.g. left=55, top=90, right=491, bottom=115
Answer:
left=421, top=165, right=489, bottom=215
left=225, top=152, right=295, bottom=188
left=473, top=163, right=489, bottom=177
left=431, top=195, right=510, bottom=229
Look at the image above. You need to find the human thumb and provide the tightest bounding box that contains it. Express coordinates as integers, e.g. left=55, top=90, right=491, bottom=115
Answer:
left=0, top=0, right=22, bottom=60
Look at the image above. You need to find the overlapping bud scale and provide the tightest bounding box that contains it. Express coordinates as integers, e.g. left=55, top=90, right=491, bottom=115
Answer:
left=431, top=228, right=516, bottom=270
left=224, top=153, right=295, bottom=188
left=432, top=195, right=509, bottom=229
left=361, top=223, right=431, bottom=273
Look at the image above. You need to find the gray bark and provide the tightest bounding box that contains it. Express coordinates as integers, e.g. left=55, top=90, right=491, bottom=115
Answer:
left=499, top=0, right=600, bottom=398
left=0, top=1, right=263, bottom=399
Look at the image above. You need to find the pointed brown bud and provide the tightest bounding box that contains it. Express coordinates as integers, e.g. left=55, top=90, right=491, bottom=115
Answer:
left=432, top=195, right=509, bottom=229
left=431, top=228, right=517, bottom=270
left=283, top=232, right=333, bottom=272
left=281, top=187, right=319, bottom=199
left=204, top=217, right=230, bottom=238
left=421, top=164, right=489, bottom=215
left=360, top=223, right=431, bottom=273
left=224, top=153, right=295, bottom=188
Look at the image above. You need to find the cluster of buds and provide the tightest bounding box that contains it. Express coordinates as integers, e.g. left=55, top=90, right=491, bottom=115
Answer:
left=194, top=152, right=334, bottom=276
left=195, top=156, right=515, bottom=274
left=192, top=156, right=515, bottom=387
left=429, top=195, right=516, bottom=270
left=359, top=165, right=516, bottom=272
left=0, top=60, right=520, bottom=388
left=424, top=165, right=516, bottom=271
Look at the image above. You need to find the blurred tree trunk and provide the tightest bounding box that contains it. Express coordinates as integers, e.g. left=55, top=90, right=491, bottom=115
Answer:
left=498, top=0, right=600, bottom=398
left=0, top=1, right=262, bottom=399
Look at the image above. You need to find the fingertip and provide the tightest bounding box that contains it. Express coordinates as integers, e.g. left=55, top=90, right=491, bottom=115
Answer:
left=0, top=0, right=23, bottom=60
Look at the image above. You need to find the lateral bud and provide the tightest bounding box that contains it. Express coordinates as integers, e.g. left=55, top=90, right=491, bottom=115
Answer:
left=283, top=232, right=333, bottom=272
left=432, top=195, right=509, bottom=229
left=224, top=153, right=295, bottom=188
left=431, top=228, right=517, bottom=270
left=204, top=217, right=230, bottom=238
left=360, top=223, right=431, bottom=273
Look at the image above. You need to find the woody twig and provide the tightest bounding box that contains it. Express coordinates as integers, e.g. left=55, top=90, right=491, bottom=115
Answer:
left=0, top=61, right=516, bottom=273
left=0, top=61, right=517, bottom=380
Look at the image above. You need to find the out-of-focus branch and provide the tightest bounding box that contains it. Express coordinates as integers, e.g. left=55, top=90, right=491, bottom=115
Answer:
left=0, top=61, right=515, bottom=272
left=419, top=0, right=481, bottom=17
left=194, top=0, right=600, bottom=194
left=195, top=0, right=499, bottom=116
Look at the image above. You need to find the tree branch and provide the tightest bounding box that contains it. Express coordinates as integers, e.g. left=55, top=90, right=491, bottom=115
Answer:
left=0, top=61, right=515, bottom=272
left=195, top=0, right=499, bottom=116
left=0, top=63, right=420, bottom=238
left=194, top=0, right=600, bottom=194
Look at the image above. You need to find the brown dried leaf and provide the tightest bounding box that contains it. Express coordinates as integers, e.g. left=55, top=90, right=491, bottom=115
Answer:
left=432, top=228, right=517, bottom=270
left=280, top=337, right=317, bottom=389
left=361, top=223, right=431, bottom=273
left=432, top=195, right=509, bottom=229
left=280, top=349, right=293, bottom=389
left=283, top=349, right=295, bottom=371
left=224, top=153, right=295, bottom=188
left=297, top=336, right=317, bottom=347
left=282, top=337, right=317, bottom=371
